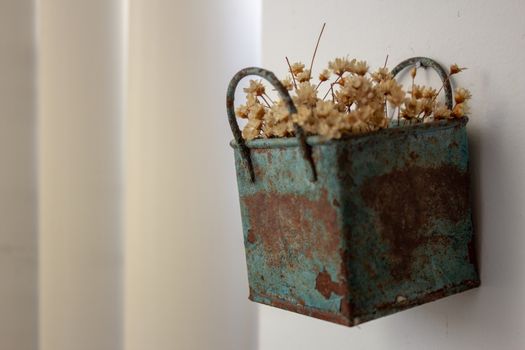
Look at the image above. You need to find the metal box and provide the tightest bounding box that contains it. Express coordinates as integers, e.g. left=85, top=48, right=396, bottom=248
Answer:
left=226, top=57, right=479, bottom=327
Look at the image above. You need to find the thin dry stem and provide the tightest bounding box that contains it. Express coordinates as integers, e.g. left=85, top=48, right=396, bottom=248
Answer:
left=285, top=56, right=298, bottom=90
left=259, top=95, right=272, bottom=108
left=263, top=92, right=275, bottom=104
left=322, top=75, right=342, bottom=100
left=431, top=74, right=451, bottom=105
left=308, top=23, right=326, bottom=80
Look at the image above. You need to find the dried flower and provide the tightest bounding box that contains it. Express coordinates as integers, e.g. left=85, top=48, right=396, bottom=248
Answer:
left=422, top=86, right=438, bottom=99
left=352, top=60, right=369, bottom=76
left=328, top=57, right=356, bottom=76
left=378, top=79, right=405, bottom=106
left=433, top=103, right=452, bottom=120
left=247, top=102, right=266, bottom=120
left=242, top=118, right=262, bottom=140
left=290, top=62, right=305, bottom=76
left=264, top=101, right=293, bottom=138
left=235, top=104, right=249, bottom=119
left=365, top=107, right=388, bottom=128
left=243, top=80, right=265, bottom=96
left=450, top=64, right=467, bottom=75
left=454, top=87, right=472, bottom=104
left=235, top=93, right=258, bottom=118
left=420, top=98, right=435, bottom=117
left=410, top=67, right=417, bottom=79
left=451, top=102, right=470, bottom=118
left=297, top=69, right=312, bottom=83
left=401, top=97, right=422, bottom=120
left=236, top=54, right=472, bottom=141
left=371, top=67, right=393, bottom=82
left=294, top=82, right=318, bottom=107
left=412, top=85, right=425, bottom=99
left=319, top=69, right=330, bottom=82
left=315, top=100, right=337, bottom=118
left=293, top=105, right=318, bottom=135
left=280, top=77, right=294, bottom=91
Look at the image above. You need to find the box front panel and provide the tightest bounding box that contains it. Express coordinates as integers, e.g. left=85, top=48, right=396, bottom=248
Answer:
left=234, top=145, right=352, bottom=325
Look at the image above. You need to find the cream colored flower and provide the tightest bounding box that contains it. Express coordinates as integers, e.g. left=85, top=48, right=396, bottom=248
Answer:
left=267, top=100, right=290, bottom=123
left=335, top=76, right=372, bottom=107
left=242, top=118, right=262, bottom=140
left=451, top=102, right=470, bottom=118
left=247, top=102, right=266, bottom=120
left=412, top=84, right=424, bottom=99
left=450, top=64, right=467, bottom=75
left=328, top=57, right=356, bottom=76
left=314, top=100, right=337, bottom=118
left=379, top=80, right=405, bottom=107
left=243, top=80, right=265, bottom=96
left=352, top=60, right=369, bottom=76
left=235, top=94, right=258, bottom=119
left=410, top=67, right=417, bottom=79
left=294, top=82, right=318, bottom=107
left=401, top=97, right=422, bottom=120
left=263, top=102, right=294, bottom=138
left=235, top=104, right=249, bottom=119
left=350, top=113, right=370, bottom=133
left=293, top=105, right=318, bottom=135
left=433, top=103, right=452, bottom=120
left=319, top=69, right=330, bottom=82
left=371, top=67, right=392, bottom=82
left=297, top=69, right=312, bottom=83
left=367, top=108, right=388, bottom=128
left=422, top=86, right=438, bottom=99
left=420, top=98, right=434, bottom=117
left=454, top=87, right=472, bottom=104
left=280, top=77, right=293, bottom=91
left=290, top=62, right=305, bottom=76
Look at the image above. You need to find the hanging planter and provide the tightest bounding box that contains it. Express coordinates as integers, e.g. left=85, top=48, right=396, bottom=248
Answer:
left=226, top=56, right=479, bottom=327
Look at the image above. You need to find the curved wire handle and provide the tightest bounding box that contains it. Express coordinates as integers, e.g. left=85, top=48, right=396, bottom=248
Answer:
left=226, top=67, right=317, bottom=182
left=391, top=57, right=453, bottom=109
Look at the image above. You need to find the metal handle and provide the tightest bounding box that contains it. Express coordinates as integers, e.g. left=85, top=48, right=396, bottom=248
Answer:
left=391, top=57, right=453, bottom=109
left=226, top=67, right=317, bottom=182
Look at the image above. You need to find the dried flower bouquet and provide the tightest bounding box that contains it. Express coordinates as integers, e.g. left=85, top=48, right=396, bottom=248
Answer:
left=234, top=25, right=471, bottom=141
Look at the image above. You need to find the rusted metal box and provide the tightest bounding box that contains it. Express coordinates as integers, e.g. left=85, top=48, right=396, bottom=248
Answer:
left=226, top=58, right=480, bottom=327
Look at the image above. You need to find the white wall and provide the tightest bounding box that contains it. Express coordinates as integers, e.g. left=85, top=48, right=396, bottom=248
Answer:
left=38, top=1, right=125, bottom=349
left=260, top=0, right=525, bottom=349
left=0, top=0, right=37, bottom=349
left=124, top=1, right=260, bottom=349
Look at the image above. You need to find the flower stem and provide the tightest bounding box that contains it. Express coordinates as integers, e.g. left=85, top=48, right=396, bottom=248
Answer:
left=285, top=56, right=298, bottom=90
left=263, top=92, right=275, bottom=104
left=322, top=75, right=341, bottom=100
left=308, top=23, right=326, bottom=80
left=259, top=95, right=272, bottom=108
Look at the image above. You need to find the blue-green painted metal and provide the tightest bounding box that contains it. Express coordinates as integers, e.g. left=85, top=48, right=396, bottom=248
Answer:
left=227, top=58, right=479, bottom=327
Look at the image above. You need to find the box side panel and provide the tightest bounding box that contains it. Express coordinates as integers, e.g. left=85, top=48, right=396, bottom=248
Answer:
left=337, top=123, right=479, bottom=323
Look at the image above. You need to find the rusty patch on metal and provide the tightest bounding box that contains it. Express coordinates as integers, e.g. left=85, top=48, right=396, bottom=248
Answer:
left=374, top=279, right=480, bottom=313
left=251, top=292, right=352, bottom=326
left=246, top=229, right=256, bottom=244
left=361, top=165, right=469, bottom=280
left=315, top=269, right=346, bottom=299
left=242, top=189, right=340, bottom=268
